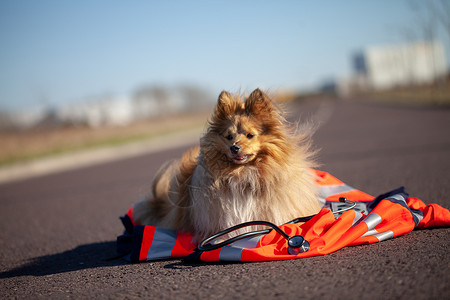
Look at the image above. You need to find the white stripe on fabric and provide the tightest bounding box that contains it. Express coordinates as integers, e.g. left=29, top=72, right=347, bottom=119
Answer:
left=219, top=245, right=243, bottom=261
left=362, top=229, right=394, bottom=242
left=230, top=234, right=262, bottom=249
left=389, top=194, right=407, bottom=204
left=318, top=184, right=355, bottom=199
left=362, top=229, right=379, bottom=237
left=411, top=211, right=424, bottom=225
left=218, top=235, right=263, bottom=261
left=147, top=227, right=178, bottom=260
left=373, top=231, right=394, bottom=242
left=352, top=211, right=364, bottom=225
left=362, top=213, right=382, bottom=230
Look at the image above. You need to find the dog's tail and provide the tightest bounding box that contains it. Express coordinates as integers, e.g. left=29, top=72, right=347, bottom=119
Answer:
left=132, top=146, right=200, bottom=227
left=152, top=145, right=200, bottom=201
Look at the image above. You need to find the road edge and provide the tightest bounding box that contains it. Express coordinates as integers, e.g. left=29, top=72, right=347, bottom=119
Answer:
left=0, top=127, right=203, bottom=185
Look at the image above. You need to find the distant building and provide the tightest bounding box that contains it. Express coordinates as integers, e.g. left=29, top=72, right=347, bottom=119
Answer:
left=352, top=41, right=448, bottom=90
left=57, top=95, right=135, bottom=127
left=0, top=85, right=214, bottom=130
left=0, top=107, right=48, bottom=130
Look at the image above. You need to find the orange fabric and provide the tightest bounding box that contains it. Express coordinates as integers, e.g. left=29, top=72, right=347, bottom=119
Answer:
left=239, top=197, right=445, bottom=262
left=121, top=170, right=450, bottom=263
left=326, top=189, right=374, bottom=202
left=171, top=232, right=197, bottom=257
left=315, top=170, right=344, bottom=185
left=200, top=248, right=221, bottom=262
left=407, top=197, right=450, bottom=229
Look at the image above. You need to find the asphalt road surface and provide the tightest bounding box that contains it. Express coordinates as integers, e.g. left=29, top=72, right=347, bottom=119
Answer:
left=1, top=98, right=449, bottom=299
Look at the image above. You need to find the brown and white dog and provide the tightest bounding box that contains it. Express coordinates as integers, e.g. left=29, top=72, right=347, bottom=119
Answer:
left=133, top=89, right=320, bottom=240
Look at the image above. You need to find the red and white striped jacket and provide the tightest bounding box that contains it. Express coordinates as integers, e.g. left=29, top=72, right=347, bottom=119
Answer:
left=117, top=170, right=450, bottom=262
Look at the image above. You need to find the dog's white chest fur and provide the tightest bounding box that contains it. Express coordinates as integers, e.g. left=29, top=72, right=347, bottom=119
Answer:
left=189, top=162, right=260, bottom=238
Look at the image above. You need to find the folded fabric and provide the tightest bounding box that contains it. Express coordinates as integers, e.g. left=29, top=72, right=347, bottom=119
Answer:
left=117, top=170, right=450, bottom=262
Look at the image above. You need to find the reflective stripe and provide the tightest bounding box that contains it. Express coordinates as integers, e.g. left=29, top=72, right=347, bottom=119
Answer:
left=363, top=229, right=394, bottom=242
left=411, top=209, right=424, bottom=226
left=318, top=184, right=355, bottom=198
left=219, top=245, right=243, bottom=261
left=373, top=230, right=394, bottom=242
left=147, top=227, right=178, bottom=260
left=362, top=229, right=379, bottom=237
left=219, top=235, right=262, bottom=261
left=389, top=194, right=406, bottom=203
left=330, top=202, right=368, bottom=218
left=232, top=234, right=262, bottom=249
left=362, top=213, right=382, bottom=230
left=352, top=211, right=364, bottom=225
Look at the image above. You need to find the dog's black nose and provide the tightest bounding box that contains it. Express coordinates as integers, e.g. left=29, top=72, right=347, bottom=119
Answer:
left=230, top=145, right=241, bottom=155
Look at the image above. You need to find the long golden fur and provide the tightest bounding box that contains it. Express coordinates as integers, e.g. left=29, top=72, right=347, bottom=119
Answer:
left=132, top=89, right=320, bottom=240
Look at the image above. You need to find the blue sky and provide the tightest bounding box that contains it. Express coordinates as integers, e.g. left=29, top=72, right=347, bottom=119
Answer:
left=1, top=0, right=448, bottom=111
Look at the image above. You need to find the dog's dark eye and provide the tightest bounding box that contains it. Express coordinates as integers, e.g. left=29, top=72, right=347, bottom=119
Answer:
left=226, top=134, right=233, bottom=140
left=246, top=133, right=254, bottom=139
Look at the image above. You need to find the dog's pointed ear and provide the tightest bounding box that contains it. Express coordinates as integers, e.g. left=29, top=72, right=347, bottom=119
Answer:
left=214, top=91, right=240, bottom=120
left=245, top=89, right=273, bottom=115
left=218, top=90, right=233, bottom=106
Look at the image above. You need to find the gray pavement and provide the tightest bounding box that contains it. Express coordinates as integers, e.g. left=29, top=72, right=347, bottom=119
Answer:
left=0, top=98, right=449, bottom=299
